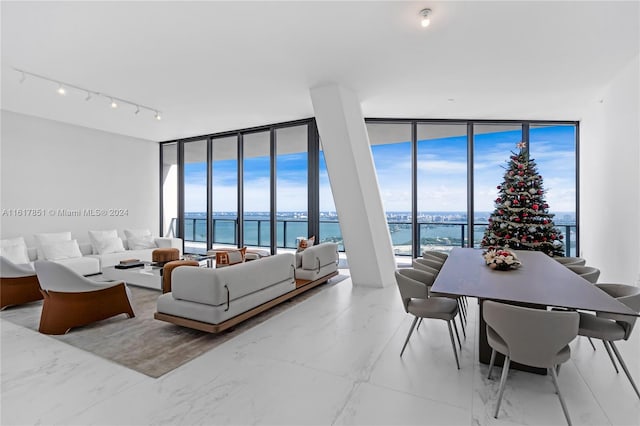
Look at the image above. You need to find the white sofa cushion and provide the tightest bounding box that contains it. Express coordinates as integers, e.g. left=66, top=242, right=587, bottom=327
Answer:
left=127, top=234, right=157, bottom=250
left=41, top=239, right=83, bottom=261
left=34, top=232, right=71, bottom=259
left=88, top=229, right=119, bottom=254
left=0, top=237, right=30, bottom=264
left=96, top=237, right=126, bottom=255
left=55, top=256, right=100, bottom=276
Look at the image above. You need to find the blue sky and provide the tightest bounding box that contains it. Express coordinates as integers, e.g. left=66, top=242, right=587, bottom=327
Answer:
left=183, top=125, right=576, bottom=216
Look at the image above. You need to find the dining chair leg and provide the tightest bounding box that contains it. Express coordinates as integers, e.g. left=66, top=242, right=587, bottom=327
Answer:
left=587, top=337, right=596, bottom=351
left=609, top=341, right=640, bottom=399
left=494, top=355, right=511, bottom=418
left=556, top=364, right=561, bottom=376
left=458, top=299, right=467, bottom=323
left=488, top=348, right=496, bottom=379
left=452, top=317, right=462, bottom=350
left=458, top=313, right=466, bottom=339
left=602, top=340, right=619, bottom=374
left=417, top=317, right=423, bottom=331
left=400, top=316, right=419, bottom=357
left=549, top=366, right=573, bottom=426
left=446, top=320, right=460, bottom=370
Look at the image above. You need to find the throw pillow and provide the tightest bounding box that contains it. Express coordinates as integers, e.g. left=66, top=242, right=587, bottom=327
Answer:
left=96, top=237, right=126, bottom=255
left=296, top=236, right=316, bottom=252
left=88, top=229, right=119, bottom=254
left=124, top=229, right=152, bottom=240
left=41, top=240, right=83, bottom=261
left=127, top=234, right=157, bottom=250
left=0, top=237, right=30, bottom=265
left=34, top=232, right=72, bottom=259
left=215, top=247, right=247, bottom=268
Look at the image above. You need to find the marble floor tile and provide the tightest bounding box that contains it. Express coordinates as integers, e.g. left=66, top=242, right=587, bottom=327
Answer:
left=334, top=382, right=471, bottom=425
left=2, top=274, right=640, bottom=426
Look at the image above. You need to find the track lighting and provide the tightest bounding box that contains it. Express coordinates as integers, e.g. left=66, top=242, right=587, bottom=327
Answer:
left=420, top=8, right=432, bottom=28
left=12, top=67, right=164, bottom=121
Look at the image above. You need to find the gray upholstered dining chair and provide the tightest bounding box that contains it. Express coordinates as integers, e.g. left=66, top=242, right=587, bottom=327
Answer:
left=566, top=265, right=600, bottom=284
left=578, top=283, right=640, bottom=399
left=395, top=268, right=462, bottom=369
left=422, top=250, right=448, bottom=262
left=555, top=257, right=587, bottom=266
left=411, top=258, right=467, bottom=329
left=484, top=301, right=579, bottom=425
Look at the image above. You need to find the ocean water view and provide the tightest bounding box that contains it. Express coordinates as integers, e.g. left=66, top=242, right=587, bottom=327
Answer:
left=181, top=211, right=577, bottom=256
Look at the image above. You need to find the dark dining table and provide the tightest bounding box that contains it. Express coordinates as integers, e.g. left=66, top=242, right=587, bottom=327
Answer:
left=430, top=248, right=638, bottom=374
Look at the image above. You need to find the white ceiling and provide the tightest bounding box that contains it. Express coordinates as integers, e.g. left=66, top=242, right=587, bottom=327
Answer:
left=2, top=1, right=638, bottom=142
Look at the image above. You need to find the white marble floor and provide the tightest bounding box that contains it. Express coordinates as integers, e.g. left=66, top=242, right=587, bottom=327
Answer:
left=2, top=274, right=639, bottom=425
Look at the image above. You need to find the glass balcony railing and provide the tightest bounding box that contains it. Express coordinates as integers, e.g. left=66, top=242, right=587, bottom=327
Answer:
left=175, top=218, right=577, bottom=257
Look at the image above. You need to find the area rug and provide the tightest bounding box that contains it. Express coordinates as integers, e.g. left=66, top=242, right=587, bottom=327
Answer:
left=1, top=273, right=349, bottom=378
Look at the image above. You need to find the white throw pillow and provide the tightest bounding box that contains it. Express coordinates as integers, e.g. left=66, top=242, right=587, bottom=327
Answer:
left=124, top=229, right=152, bottom=240
left=34, top=232, right=72, bottom=259
left=41, top=239, right=83, bottom=261
left=127, top=234, right=157, bottom=250
left=96, top=237, right=126, bottom=255
left=88, top=229, right=119, bottom=255
left=0, top=240, right=30, bottom=264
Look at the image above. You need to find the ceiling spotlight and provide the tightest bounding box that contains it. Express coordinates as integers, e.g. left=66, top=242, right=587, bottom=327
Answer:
left=110, top=98, right=118, bottom=108
left=57, top=84, right=66, bottom=95
left=155, top=111, right=162, bottom=121
left=420, top=8, right=432, bottom=28
left=135, top=105, right=140, bottom=115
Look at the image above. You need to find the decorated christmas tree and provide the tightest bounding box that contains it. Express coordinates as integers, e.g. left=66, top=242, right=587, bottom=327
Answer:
left=480, top=142, right=565, bottom=257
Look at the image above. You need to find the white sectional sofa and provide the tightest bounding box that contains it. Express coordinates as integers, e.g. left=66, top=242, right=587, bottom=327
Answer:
left=1, top=232, right=182, bottom=277
left=86, top=237, right=182, bottom=269
left=156, top=253, right=297, bottom=328
left=155, top=243, right=340, bottom=333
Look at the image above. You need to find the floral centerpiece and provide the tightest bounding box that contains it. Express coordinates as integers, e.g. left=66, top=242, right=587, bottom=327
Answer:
left=482, top=247, right=521, bottom=271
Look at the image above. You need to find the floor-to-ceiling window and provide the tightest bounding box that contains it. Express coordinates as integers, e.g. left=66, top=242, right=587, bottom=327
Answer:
left=211, top=135, right=238, bottom=248
left=472, top=124, right=523, bottom=248
left=529, top=124, right=577, bottom=256
left=318, top=143, right=343, bottom=251
left=367, top=122, right=413, bottom=255
left=275, top=125, right=308, bottom=251
left=417, top=123, right=468, bottom=254
left=182, top=139, right=208, bottom=254
left=243, top=131, right=271, bottom=249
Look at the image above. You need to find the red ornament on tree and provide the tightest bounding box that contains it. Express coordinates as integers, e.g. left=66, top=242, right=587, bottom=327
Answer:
left=532, top=204, right=539, bottom=210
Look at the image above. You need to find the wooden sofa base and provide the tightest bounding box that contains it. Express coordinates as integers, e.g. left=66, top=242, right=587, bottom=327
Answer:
left=0, top=276, right=44, bottom=310
left=39, top=283, right=135, bottom=335
left=154, top=271, right=339, bottom=333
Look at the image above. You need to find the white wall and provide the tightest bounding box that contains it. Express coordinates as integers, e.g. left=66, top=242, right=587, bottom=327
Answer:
left=0, top=110, right=160, bottom=247
left=580, top=54, right=640, bottom=284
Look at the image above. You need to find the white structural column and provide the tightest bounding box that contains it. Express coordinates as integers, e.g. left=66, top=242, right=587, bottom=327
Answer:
left=310, top=84, right=396, bottom=288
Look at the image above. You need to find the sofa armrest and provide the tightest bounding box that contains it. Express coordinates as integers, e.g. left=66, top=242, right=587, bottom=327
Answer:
left=301, top=243, right=339, bottom=271
left=155, top=238, right=183, bottom=256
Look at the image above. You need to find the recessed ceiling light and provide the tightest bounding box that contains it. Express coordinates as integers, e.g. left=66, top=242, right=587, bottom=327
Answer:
left=419, top=8, right=432, bottom=28
left=57, top=84, right=66, bottom=96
